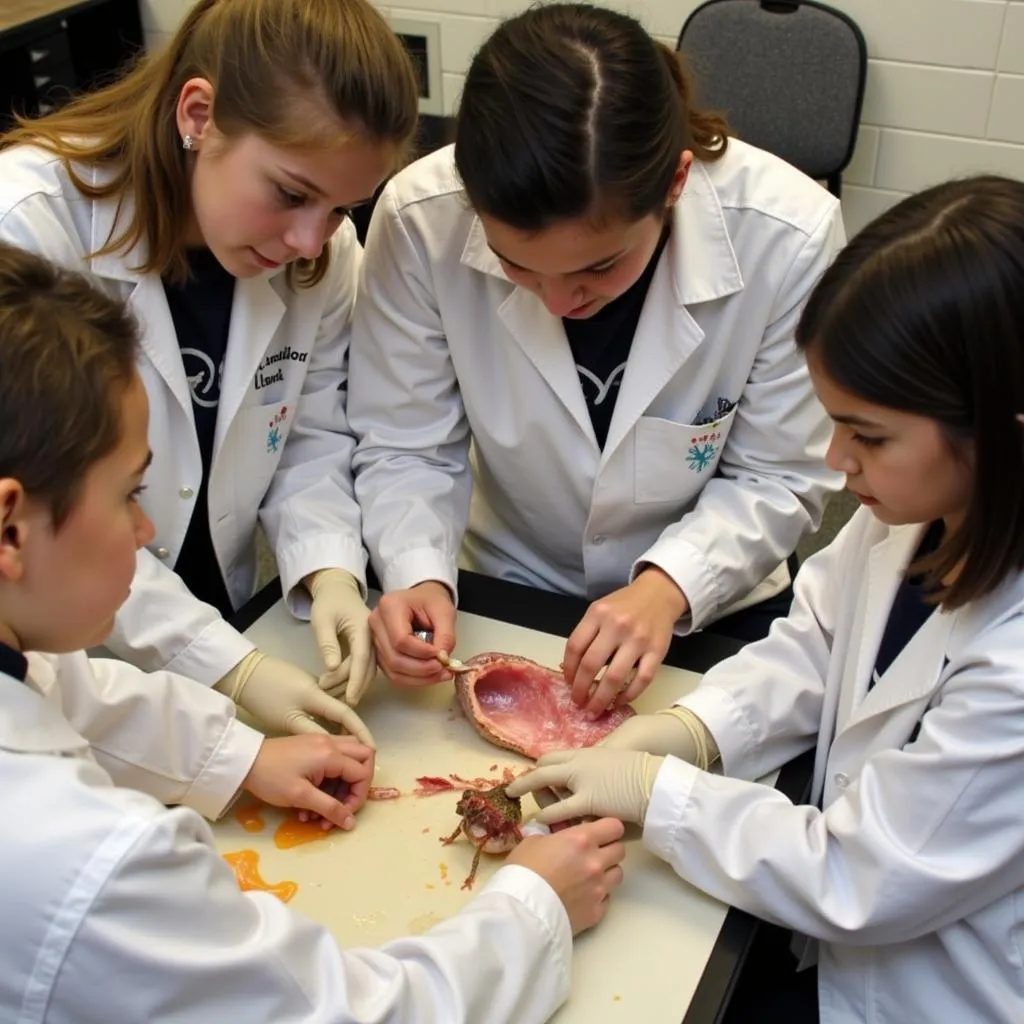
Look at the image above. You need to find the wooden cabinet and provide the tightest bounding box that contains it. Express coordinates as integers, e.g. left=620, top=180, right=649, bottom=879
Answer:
left=0, top=0, right=143, bottom=129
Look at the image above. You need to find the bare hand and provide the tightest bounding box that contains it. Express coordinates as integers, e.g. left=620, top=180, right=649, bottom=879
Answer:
left=507, top=817, right=626, bottom=935
left=563, top=568, right=687, bottom=716
left=370, top=581, right=457, bottom=687
left=243, top=734, right=375, bottom=831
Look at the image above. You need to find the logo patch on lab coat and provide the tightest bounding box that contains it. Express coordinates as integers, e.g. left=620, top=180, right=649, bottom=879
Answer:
left=686, top=429, right=722, bottom=472
left=254, top=346, right=309, bottom=391
left=266, top=406, right=288, bottom=453
left=686, top=397, right=735, bottom=472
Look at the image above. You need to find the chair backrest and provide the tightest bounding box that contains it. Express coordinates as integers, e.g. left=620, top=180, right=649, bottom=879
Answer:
left=678, top=0, right=867, bottom=195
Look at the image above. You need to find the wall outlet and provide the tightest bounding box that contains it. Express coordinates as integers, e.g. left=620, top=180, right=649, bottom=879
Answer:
left=390, top=18, right=444, bottom=117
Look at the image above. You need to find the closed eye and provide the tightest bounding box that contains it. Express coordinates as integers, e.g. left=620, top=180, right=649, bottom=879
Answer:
left=852, top=432, right=886, bottom=448
left=277, top=185, right=306, bottom=208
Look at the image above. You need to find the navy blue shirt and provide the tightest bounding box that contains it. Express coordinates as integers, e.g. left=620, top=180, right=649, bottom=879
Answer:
left=0, top=639, right=27, bottom=682
left=162, top=248, right=235, bottom=616
left=562, top=226, right=670, bottom=450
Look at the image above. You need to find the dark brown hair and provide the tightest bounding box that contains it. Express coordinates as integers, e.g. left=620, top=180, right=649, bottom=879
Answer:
left=0, top=243, right=139, bottom=527
left=454, top=3, right=729, bottom=230
left=796, top=175, right=1024, bottom=608
left=1, top=0, right=419, bottom=285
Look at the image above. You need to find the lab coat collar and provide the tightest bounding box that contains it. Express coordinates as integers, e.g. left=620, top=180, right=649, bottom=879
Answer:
left=0, top=669, right=89, bottom=755
left=85, top=167, right=288, bottom=427
left=843, top=523, right=953, bottom=730
left=215, top=273, right=288, bottom=437
left=457, top=163, right=744, bottom=455
left=458, top=158, right=744, bottom=308
left=671, top=159, right=744, bottom=306
left=459, top=215, right=503, bottom=279
left=86, top=169, right=291, bottom=293
left=87, top=162, right=147, bottom=283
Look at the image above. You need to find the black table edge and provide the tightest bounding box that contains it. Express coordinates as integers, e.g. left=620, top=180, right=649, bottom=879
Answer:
left=230, top=569, right=815, bottom=1024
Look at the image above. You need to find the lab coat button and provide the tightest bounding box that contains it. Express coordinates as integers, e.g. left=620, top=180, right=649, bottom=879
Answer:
left=833, top=772, right=849, bottom=789
left=155, top=546, right=170, bottom=559
left=178, top=486, right=194, bottom=499
left=593, top=535, right=606, bottom=545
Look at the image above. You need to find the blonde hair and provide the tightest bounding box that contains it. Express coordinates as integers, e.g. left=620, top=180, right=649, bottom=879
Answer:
left=1, top=0, right=419, bottom=285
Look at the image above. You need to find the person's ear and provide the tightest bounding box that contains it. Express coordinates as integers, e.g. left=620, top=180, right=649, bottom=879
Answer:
left=666, top=150, right=694, bottom=208
left=175, top=77, right=216, bottom=150
left=0, top=480, right=30, bottom=583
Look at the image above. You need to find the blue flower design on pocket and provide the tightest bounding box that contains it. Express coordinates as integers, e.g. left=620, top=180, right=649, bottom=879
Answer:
left=266, top=405, right=288, bottom=454
left=686, top=441, right=716, bottom=472
left=686, top=427, right=723, bottom=473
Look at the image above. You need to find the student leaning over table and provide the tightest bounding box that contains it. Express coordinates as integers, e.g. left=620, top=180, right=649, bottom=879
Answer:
left=0, top=243, right=626, bottom=1023
left=508, top=176, right=1024, bottom=1023
left=350, top=3, right=845, bottom=717
left=0, top=0, right=416, bottom=738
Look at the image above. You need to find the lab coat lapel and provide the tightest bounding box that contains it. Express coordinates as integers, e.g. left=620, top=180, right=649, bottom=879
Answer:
left=215, top=272, right=287, bottom=448
left=853, top=609, right=952, bottom=721
left=88, top=188, right=194, bottom=419
left=843, top=525, right=926, bottom=725
left=836, top=523, right=952, bottom=741
left=601, top=163, right=744, bottom=462
left=461, top=219, right=597, bottom=447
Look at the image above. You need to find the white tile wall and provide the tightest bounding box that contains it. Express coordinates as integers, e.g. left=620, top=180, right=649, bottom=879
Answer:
left=141, top=0, right=1024, bottom=240
left=999, top=2, right=1024, bottom=71
left=988, top=73, right=1024, bottom=143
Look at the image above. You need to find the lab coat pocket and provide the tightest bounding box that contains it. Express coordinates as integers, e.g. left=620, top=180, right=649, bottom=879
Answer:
left=633, top=408, right=736, bottom=504
left=231, top=401, right=293, bottom=491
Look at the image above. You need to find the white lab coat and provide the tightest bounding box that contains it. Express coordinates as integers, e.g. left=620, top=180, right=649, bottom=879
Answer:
left=642, top=507, right=1024, bottom=1022
left=0, top=651, right=573, bottom=1022
left=0, top=145, right=366, bottom=684
left=349, top=141, right=844, bottom=628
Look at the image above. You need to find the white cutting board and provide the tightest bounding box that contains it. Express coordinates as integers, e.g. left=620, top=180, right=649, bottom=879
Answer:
left=213, top=601, right=735, bottom=1022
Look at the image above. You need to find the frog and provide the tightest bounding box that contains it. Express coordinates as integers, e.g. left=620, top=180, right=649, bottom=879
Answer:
left=440, top=784, right=524, bottom=890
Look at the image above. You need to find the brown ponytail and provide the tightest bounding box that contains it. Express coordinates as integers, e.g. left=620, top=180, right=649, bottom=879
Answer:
left=656, top=43, right=729, bottom=165
left=1, top=0, right=418, bottom=286
left=455, top=3, right=730, bottom=231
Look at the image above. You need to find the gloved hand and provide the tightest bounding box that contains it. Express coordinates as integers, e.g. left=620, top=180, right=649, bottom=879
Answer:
left=598, top=707, right=719, bottom=768
left=215, top=651, right=375, bottom=746
left=505, top=748, right=665, bottom=826
left=307, top=569, right=377, bottom=705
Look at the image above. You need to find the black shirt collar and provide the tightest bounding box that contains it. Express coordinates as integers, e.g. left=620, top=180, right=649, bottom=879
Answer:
left=0, top=639, right=28, bottom=682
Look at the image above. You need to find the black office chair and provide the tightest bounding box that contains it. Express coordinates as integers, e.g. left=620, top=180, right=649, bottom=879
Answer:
left=677, top=0, right=867, bottom=197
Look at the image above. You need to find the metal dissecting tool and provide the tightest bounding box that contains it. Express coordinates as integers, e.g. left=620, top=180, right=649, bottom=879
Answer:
left=411, top=628, right=472, bottom=673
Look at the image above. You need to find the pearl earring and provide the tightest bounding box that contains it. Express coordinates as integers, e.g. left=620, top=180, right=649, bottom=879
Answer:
left=182, top=134, right=195, bottom=151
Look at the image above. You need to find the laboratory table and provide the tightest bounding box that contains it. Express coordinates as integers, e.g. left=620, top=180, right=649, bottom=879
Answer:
left=220, top=569, right=813, bottom=1023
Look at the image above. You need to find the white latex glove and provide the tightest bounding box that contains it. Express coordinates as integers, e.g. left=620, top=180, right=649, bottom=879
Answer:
left=307, top=569, right=377, bottom=705
left=214, top=651, right=375, bottom=746
left=599, top=708, right=719, bottom=768
left=505, top=748, right=665, bottom=826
